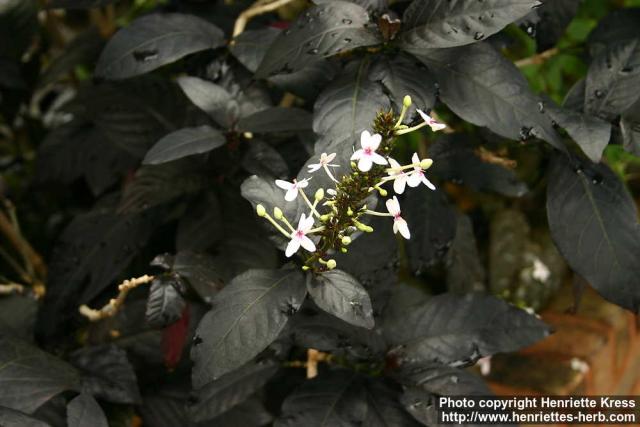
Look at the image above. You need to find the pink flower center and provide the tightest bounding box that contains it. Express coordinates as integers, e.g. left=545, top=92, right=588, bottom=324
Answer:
left=393, top=213, right=402, bottom=220
left=364, top=147, right=372, bottom=155
left=295, top=230, right=305, bottom=238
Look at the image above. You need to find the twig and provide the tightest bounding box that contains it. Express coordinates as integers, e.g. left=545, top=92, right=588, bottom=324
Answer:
left=476, top=146, right=517, bottom=169
left=79, top=275, right=155, bottom=322
left=0, top=205, right=47, bottom=281
left=306, top=348, right=331, bottom=378
left=279, top=92, right=297, bottom=108
left=515, top=47, right=559, bottom=68
left=232, top=0, right=298, bottom=39
left=0, top=283, right=25, bottom=295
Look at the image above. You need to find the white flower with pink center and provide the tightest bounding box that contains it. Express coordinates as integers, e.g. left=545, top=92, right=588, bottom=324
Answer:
left=387, top=157, right=409, bottom=194
left=350, top=130, right=388, bottom=172
left=385, top=196, right=410, bottom=239
left=275, top=178, right=310, bottom=202
left=407, top=153, right=436, bottom=190
left=416, top=109, right=446, bottom=132
left=285, top=213, right=316, bottom=257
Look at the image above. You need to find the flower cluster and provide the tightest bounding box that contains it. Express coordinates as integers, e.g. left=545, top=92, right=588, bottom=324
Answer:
left=256, top=96, right=446, bottom=271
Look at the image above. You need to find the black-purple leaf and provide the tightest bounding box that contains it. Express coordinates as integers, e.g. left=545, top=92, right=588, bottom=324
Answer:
left=307, top=269, right=375, bottom=329
left=189, top=360, right=278, bottom=421
left=399, top=0, right=539, bottom=49
left=143, top=126, right=226, bottom=165
left=414, top=43, right=564, bottom=150
left=384, top=293, right=550, bottom=366
left=256, top=1, right=380, bottom=78
left=0, top=337, right=81, bottom=414
left=547, top=154, right=640, bottom=312
left=95, top=13, right=224, bottom=79
left=191, top=268, right=307, bottom=385
left=66, top=394, right=108, bottom=427
left=145, top=276, right=187, bottom=328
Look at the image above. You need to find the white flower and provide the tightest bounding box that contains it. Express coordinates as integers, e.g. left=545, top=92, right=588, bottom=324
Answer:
left=285, top=213, right=316, bottom=257
left=407, top=153, right=436, bottom=190
left=416, top=109, right=446, bottom=132
left=308, top=152, right=338, bottom=173
left=275, top=178, right=310, bottom=202
left=350, top=130, right=388, bottom=172
left=308, top=152, right=339, bottom=182
left=387, top=158, right=409, bottom=194
left=385, top=196, right=410, bottom=239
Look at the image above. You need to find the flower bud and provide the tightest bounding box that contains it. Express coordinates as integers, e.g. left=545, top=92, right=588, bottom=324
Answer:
left=302, top=265, right=310, bottom=271
left=273, top=207, right=283, bottom=219
left=341, top=236, right=351, bottom=245
left=243, top=132, right=253, bottom=139
left=315, top=188, right=324, bottom=201
left=403, top=95, right=412, bottom=108
left=341, top=247, right=348, bottom=253
left=256, top=204, right=266, bottom=217
left=347, top=207, right=354, bottom=216
left=377, top=187, right=388, bottom=197
left=420, top=158, right=433, bottom=169
left=350, top=161, right=357, bottom=169
left=364, top=225, right=374, bottom=233
left=326, top=259, right=337, bottom=270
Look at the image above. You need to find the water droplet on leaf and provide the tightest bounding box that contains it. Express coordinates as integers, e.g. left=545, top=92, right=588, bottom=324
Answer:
left=133, top=50, right=159, bottom=62
left=474, top=32, right=484, bottom=40
left=342, top=18, right=352, bottom=24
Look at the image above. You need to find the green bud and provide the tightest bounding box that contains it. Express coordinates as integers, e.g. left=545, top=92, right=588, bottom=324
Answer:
left=377, top=187, right=388, bottom=197
left=341, top=236, right=351, bottom=245
left=302, top=265, right=310, bottom=271
left=315, top=188, right=324, bottom=201
left=420, top=158, right=433, bottom=169
left=320, top=214, right=331, bottom=222
left=403, top=95, right=412, bottom=108
left=273, top=207, right=283, bottom=219
left=350, top=161, right=357, bottom=169
left=364, top=225, right=374, bottom=233
left=256, top=204, right=266, bottom=217
left=347, top=207, right=354, bottom=216
left=341, top=247, right=348, bottom=253
left=326, top=259, right=337, bottom=270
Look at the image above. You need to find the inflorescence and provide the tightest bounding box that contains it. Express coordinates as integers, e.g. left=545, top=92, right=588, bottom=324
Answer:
left=256, top=95, right=446, bottom=272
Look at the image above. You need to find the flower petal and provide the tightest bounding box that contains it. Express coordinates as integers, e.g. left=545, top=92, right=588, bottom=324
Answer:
left=285, top=238, right=301, bottom=257
left=396, top=217, right=411, bottom=239
left=300, top=213, right=315, bottom=232
left=350, top=149, right=363, bottom=161
left=371, top=152, right=388, bottom=166
left=429, top=122, right=447, bottom=132
left=394, top=175, right=407, bottom=194
left=411, top=152, right=420, bottom=164
left=385, top=196, right=400, bottom=216
left=307, top=164, right=322, bottom=173
left=285, top=187, right=298, bottom=201
left=388, top=157, right=401, bottom=172
left=300, top=235, right=316, bottom=252
left=275, top=179, right=293, bottom=190
left=421, top=176, right=436, bottom=190
left=297, top=179, right=309, bottom=188
left=357, top=157, right=373, bottom=172
left=368, top=133, right=382, bottom=150
left=325, top=153, right=336, bottom=162
left=407, top=172, right=421, bottom=187
left=360, top=130, right=372, bottom=148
